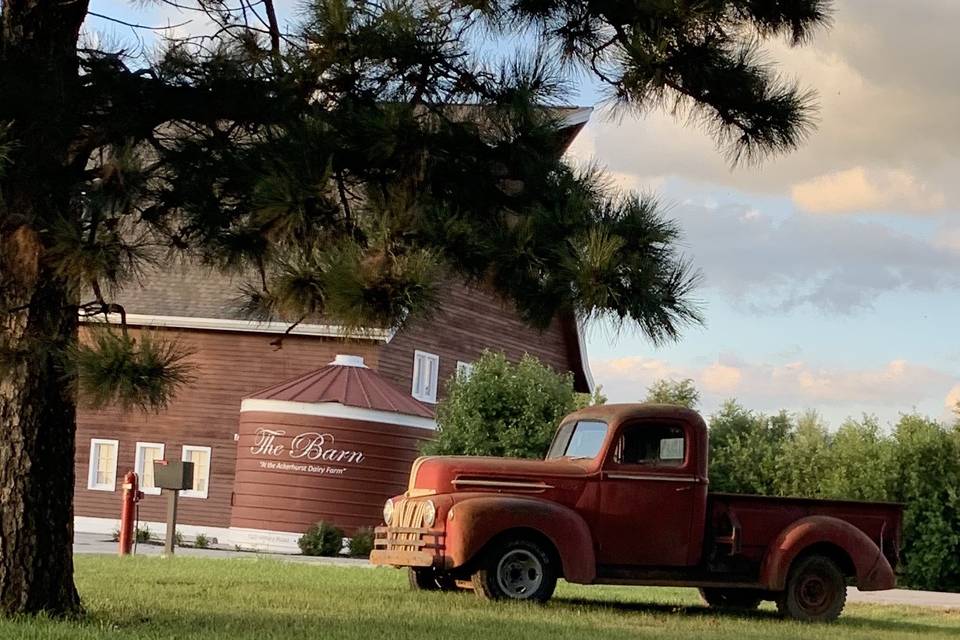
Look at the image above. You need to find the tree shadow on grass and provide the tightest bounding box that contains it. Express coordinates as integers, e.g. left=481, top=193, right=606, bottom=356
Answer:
left=551, top=596, right=948, bottom=635
left=37, top=607, right=676, bottom=640
left=7, top=599, right=949, bottom=640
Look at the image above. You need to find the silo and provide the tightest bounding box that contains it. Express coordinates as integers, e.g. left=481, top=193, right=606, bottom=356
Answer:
left=229, top=355, right=435, bottom=547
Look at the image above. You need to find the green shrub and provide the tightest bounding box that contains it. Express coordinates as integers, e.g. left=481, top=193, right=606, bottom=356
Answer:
left=110, top=528, right=120, bottom=542
left=775, top=411, right=832, bottom=498
left=348, top=527, right=375, bottom=558
left=819, top=415, right=896, bottom=502
left=891, top=414, right=960, bottom=591
left=135, top=525, right=150, bottom=543
left=425, top=351, right=581, bottom=459
left=645, top=378, right=699, bottom=408
left=174, top=530, right=184, bottom=547
left=299, top=521, right=344, bottom=556
left=194, top=533, right=209, bottom=549
left=708, top=401, right=790, bottom=495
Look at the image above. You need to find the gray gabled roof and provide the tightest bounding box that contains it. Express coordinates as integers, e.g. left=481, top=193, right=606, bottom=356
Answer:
left=112, top=261, right=249, bottom=320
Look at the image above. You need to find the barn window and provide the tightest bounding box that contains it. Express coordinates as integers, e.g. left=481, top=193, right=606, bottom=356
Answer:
left=134, top=442, right=165, bottom=495
left=411, top=350, right=440, bottom=403
left=456, top=360, right=474, bottom=380
left=181, top=445, right=212, bottom=499
left=87, top=439, right=119, bottom=491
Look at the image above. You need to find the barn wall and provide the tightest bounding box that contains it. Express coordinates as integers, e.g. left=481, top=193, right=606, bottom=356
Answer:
left=74, top=328, right=380, bottom=529
left=74, top=280, right=585, bottom=532
left=377, top=280, right=580, bottom=402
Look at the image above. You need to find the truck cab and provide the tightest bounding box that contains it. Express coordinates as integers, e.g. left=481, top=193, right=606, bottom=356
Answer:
left=370, top=404, right=902, bottom=622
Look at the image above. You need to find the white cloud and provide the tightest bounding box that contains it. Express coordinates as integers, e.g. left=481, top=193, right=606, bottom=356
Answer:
left=700, top=363, right=742, bottom=394
left=576, top=0, right=960, bottom=216
left=592, top=355, right=957, bottom=420
left=670, top=201, right=960, bottom=313
left=792, top=167, right=946, bottom=214
left=946, top=384, right=960, bottom=414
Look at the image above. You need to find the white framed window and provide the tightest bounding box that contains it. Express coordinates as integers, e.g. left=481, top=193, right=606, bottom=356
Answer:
left=181, top=445, right=212, bottom=499
left=456, top=360, right=474, bottom=380
left=411, top=350, right=440, bottom=403
left=134, top=442, right=165, bottom=495
left=87, top=439, right=119, bottom=491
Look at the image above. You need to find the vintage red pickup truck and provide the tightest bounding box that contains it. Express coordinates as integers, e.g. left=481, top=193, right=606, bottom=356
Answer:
left=370, top=404, right=903, bottom=622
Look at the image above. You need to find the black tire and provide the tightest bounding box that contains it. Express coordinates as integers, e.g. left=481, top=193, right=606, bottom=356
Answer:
left=471, top=538, right=558, bottom=603
left=408, top=567, right=458, bottom=592
left=699, top=587, right=764, bottom=611
left=776, top=555, right=847, bottom=623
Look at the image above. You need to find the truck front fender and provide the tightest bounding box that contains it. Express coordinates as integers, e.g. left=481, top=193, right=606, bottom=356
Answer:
left=443, top=494, right=596, bottom=584
left=759, top=515, right=895, bottom=592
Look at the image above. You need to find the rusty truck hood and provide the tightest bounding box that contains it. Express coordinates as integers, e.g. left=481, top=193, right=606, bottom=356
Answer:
left=408, top=455, right=596, bottom=497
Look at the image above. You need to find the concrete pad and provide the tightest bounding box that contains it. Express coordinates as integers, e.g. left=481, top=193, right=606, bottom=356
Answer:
left=847, top=587, right=960, bottom=610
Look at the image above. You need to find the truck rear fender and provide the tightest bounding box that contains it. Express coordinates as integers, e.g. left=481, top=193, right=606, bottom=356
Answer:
left=443, top=495, right=596, bottom=584
left=759, top=515, right=895, bottom=592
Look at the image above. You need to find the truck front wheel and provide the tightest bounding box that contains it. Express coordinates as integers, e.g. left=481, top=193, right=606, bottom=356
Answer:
left=699, top=587, right=764, bottom=611
left=472, top=538, right=558, bottom=603
left=777, top=555, right=846, bottom=622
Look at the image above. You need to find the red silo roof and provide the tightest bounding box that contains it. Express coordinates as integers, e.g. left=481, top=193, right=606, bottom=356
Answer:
left=246, top=355, right=435, bottom=419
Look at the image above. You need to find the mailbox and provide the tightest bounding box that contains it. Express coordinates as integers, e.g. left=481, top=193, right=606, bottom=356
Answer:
left=153, top=460, right=195, bottom=491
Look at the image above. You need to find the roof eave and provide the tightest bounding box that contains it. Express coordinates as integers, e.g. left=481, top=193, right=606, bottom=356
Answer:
left=82, top=312, right=391, bottom=342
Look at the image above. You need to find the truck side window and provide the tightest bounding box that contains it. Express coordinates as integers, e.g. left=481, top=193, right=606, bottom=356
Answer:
left=546, top=420, right=608, bottom=459
left=614, top=423, right=685, bottom=467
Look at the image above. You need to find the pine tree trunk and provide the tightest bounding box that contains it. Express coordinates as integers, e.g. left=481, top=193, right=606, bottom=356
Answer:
left=0, top=0, right=90, bottom=617
left=0, top=240, right=81, bottom=616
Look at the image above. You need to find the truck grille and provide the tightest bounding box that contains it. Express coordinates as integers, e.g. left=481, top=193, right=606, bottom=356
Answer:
left=374, top=498, right=443, bottom=553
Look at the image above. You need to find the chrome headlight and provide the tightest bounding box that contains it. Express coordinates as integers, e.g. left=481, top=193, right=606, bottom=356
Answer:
left=383, top=498, right=395, bottom=525
left=422, top=500, right=436, bottom=527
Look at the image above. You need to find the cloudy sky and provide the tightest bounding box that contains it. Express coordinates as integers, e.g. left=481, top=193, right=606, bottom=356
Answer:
left=87, top=1, right=960, bottom=426
left=568, top=1, right=960, bottom=425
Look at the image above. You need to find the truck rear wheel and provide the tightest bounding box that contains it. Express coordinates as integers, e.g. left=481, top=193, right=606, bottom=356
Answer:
left=408, top=567, right=458, bottom=592
left=472, top=538, right=557, bottom=603
left=699, top=587, right=764, bottom=611
left=777, top=555, right=846, bottom=622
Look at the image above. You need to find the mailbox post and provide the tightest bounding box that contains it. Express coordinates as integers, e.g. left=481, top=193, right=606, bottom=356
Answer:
left=152, top=459, right=195, bottom=555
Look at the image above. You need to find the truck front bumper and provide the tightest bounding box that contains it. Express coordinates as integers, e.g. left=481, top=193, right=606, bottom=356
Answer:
left=371, top=525, right=446, bottom=568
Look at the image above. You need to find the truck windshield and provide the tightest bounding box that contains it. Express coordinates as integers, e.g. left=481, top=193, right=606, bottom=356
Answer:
left=546, top=420, right=608, bottom=459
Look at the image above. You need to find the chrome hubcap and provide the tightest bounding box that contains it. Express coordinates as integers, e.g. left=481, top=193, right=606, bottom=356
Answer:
left=496, top=549, right=543, bottom=599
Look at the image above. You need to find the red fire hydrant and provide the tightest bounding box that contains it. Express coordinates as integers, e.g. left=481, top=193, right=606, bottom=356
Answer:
left=119, top=471, right=143, bottom=556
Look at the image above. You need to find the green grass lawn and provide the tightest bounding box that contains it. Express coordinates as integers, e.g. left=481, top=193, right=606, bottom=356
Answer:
left=2, top=556, right=958, bottom=639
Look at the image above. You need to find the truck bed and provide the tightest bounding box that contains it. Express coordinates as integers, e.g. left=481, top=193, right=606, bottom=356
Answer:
left=708, top=492, right=903, bottom=571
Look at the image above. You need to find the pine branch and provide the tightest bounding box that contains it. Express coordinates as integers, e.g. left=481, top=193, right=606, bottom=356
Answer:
left=268, top=314, right=307, bottom=350
left=86, top=11, right=191, bottom=31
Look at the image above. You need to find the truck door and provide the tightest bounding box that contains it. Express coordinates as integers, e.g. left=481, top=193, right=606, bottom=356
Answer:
left=596, top=419, right=703, bottom=567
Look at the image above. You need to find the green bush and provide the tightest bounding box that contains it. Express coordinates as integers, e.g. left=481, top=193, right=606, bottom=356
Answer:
left=425, top=351, right=583, bottom=459
left=819, top=415, right=896, bottom=502
left=891, top=415, right=960, bottom=591
left=775, top=411, right=832, bottom=498
left=174, top=530, right=184, bottom=547
left=194, top=533, right=210, bottom=549
left=135, top=525, right=150, bottom=543
left=348, top=527, right=375, bottom=558
left=707, top=401, right=790, bottom=495
left=299, top=521, right=345, bottom=556
left=645, top=378, right=699, bottom=409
